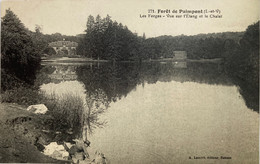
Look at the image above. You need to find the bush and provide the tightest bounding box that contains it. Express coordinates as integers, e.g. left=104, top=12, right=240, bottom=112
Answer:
left=43, top=93, right=85, bottom=130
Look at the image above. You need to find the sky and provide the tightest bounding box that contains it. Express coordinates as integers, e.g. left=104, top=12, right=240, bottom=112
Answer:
left=1, top=0, right=259, bottom=37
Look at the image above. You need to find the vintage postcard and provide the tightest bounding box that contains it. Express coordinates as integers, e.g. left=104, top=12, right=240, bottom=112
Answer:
left=0, top=0, right=259, bottom=163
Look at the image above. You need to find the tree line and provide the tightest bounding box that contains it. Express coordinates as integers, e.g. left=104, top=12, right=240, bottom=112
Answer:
left=77, top=14, right=250, bottom=62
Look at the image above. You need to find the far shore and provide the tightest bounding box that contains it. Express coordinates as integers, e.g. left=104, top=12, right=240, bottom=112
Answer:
left=41, top=56, right=223, bottom=64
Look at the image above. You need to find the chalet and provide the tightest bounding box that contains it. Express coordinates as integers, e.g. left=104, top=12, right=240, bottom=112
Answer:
left=173, top=51, right=187, bottom=60
left=49, top=39, right=78, bottom=55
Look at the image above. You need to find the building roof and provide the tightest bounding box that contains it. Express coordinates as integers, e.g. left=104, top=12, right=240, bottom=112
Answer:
left=174, top=51, right=187, bottom=53
left=49, top=41, right=78, bottom=47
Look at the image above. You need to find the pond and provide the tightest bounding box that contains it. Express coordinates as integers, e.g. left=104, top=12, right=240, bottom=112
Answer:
left=35, top=61, right=258, bottom=163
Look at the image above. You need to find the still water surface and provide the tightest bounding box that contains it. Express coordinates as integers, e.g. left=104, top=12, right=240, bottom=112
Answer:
left=37, top=61, right=258, bottom=164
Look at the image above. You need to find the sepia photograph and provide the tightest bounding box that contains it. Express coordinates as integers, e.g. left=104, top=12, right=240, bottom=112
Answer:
left=0, top=0, right=259, bottom=163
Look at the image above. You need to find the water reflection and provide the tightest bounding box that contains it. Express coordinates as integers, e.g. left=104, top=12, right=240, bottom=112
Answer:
left=35, top=61, right=256, bottom=136
left=75, top=62, right=232, bottom=103
left=173, top=61, right=187, bottom=68
left=35, top=61, right=258, bottom=163
left=49, top=65, right=78, bottom=81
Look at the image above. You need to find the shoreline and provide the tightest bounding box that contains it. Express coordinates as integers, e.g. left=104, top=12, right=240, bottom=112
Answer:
left=41, top=56, right=223, bottom=64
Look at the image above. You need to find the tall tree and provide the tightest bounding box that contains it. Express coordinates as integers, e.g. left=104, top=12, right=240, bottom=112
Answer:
left=78, top=15, right=142, bottom=61
left=31, top=24, right=48, bottom=55
left=1, top=9, right=41, bottom=90
left=86, top=15, right=95, bottom=33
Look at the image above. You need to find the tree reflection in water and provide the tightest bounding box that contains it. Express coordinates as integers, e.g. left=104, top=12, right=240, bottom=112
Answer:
left=82, top=88, right=108, bottom=140
left=76, top=61, right=257, bottom=112
left=35, top=60, right=258, bottom=143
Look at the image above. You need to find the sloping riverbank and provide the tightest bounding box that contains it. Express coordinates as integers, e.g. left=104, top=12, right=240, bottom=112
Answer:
left=0, top=103, right=59, bottom=163
left=0, top=103, right=108, bottom=163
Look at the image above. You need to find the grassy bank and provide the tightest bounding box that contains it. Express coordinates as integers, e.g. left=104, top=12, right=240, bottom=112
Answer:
left=1, top=87, right=85, bottom=134
left=1, top=84, right=107, bottom=135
